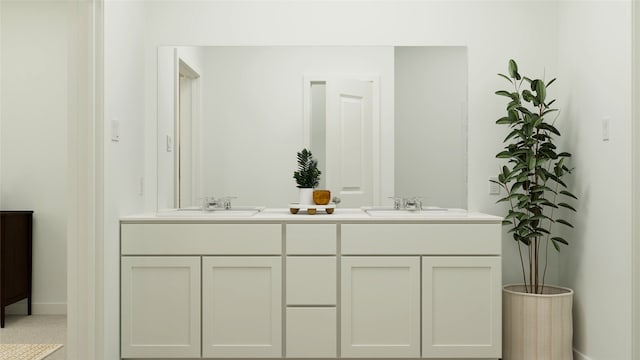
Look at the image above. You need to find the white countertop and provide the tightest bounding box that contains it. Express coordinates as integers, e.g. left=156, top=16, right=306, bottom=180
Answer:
left=121, top=208, right=502, bottom=224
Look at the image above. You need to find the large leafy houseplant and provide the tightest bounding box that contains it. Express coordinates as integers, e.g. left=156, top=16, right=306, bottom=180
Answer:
left=493, top=59, right=578, bottom=294
left=293, top=148, right=321, bottom=188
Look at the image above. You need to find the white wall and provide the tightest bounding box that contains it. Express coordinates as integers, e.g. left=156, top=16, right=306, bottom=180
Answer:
left=103, top=1, right=148, bottom=358
left=96, top=2, right=632, bottom=360
left=0, top=1, right=69, bottom=315
left=395, top=46, right=467, bottom=209
left=556, top=1, right=633, bottom=359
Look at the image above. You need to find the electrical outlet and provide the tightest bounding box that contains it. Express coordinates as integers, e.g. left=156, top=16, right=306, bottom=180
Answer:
left=489, top=177, right=500, bottom=195
left=111, top=119, right=120, bottom=142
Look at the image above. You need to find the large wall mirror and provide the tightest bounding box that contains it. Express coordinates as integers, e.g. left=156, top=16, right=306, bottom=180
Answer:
left=157, top=46, right=468, bottom=210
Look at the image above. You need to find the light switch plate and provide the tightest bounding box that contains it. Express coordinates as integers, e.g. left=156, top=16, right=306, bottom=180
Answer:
left=166, top=135, right=173, bottom=152
left=602, top=117, right=611, bottom=141
left=111, top=119, right=120, bottom=142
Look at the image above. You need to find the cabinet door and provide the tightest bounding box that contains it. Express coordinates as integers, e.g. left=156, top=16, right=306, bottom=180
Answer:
left=121, top=256, right=201, bottom=358
left=202, top=256, right=282, bottom=358
left=341, top=257, right=420, bottom=358
left=422, top=256, right=501, bottom=358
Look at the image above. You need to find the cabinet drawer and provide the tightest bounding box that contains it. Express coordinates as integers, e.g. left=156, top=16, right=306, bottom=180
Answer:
left=286, top=224, right=336, bottom=254
left=121, top=223, right=282, bottom=255
left=287, top=257, right=336, bottom=305
left=341, top=223, right=500, bottom=255
left=286, top=307, right=337, bottom=358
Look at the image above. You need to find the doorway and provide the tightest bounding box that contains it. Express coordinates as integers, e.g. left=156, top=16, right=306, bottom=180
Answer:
left=175, top=59, right=201, bottom=208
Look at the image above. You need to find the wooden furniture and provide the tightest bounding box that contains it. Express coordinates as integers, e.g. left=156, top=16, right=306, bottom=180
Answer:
left=0, top=211, right=33, bottom=328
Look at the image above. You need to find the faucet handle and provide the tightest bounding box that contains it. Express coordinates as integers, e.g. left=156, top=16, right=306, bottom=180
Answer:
left=405, top=197, right=423, bottom=211
left=219, top=196, right=237, bottom=210
left=388, top=196, right=403, bottom=210
left=332, top=196, right=341, bottom=207
left=202, top=196, right=218, bottom=210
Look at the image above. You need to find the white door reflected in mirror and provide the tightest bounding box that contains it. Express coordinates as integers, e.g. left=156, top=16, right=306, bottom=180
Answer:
left=307, top=77, right=376, bottom=208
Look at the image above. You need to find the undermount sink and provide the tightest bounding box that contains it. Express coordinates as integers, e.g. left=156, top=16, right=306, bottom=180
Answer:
left=157, top=207, right=264, bottom=217
left=363, top=206, right=448, bottom=217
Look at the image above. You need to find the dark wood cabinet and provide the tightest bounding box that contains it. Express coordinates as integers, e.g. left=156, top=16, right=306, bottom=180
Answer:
left=0, top=211, right=33, bottom=328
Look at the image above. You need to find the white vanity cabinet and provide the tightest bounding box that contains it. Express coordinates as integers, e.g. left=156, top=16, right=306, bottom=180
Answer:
left=202, top=256, right=282, bottom=358
left=422, top=256, right=501, bottom=357
left=341, top=223, right=502, bottom=359
left=120, top=211, right=502, bottom=360
left=120, top=223, right=282, bottom=359
left=341, top=256, right=421, bottom=358
left=121, top=256, right=201, bottom=358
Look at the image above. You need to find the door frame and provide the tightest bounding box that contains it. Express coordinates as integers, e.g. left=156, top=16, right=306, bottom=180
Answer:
left=67, top=0, right=102, bottom=359
left=175, top=55, right=201, bottom=208
left=633, top=0, right=639, bottom=358
left=302, top=74, right=381, bottom=205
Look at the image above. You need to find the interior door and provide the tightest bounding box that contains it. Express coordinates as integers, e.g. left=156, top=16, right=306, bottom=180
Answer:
left=325, top=78, right=373, bottom=207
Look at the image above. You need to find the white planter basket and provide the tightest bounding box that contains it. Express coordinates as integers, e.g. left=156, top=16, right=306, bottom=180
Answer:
left=503, top=284, right=573, bottom=360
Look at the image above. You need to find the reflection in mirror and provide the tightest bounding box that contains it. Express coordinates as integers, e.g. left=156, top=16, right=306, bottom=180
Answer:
left=177, top=59, right=201, bottom=208
left=305, top=75, right=377, bottom=208
left=394, top=46, right=468, bottom=209
left=157, top=46, right=467, bottom=210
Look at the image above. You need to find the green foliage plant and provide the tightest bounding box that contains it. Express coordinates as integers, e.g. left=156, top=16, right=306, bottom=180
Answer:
left=493, top=59, right=578, bottom=294
left=293, top=148, right=321, bottom=188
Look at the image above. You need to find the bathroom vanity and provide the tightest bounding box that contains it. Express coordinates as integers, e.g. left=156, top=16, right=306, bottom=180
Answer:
left=120, top=208, right=501, bottom=359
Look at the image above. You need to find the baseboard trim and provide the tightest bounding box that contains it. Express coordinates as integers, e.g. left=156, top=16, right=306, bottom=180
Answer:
left=5, top=300, right=67, bottom=315
left=574, top=348, right=594, bottom=360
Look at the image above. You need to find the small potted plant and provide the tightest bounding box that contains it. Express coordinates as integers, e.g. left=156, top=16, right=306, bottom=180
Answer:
left=293, top=148, right=321, bottom=205
left=492, top=59, right=578, bottom=360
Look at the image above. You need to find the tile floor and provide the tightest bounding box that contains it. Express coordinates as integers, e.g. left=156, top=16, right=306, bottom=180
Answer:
left=0, top=315, right=66, bottom=359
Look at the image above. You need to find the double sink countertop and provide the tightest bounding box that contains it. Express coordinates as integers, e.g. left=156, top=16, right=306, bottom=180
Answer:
left=121, top=207, right=502, bottom=224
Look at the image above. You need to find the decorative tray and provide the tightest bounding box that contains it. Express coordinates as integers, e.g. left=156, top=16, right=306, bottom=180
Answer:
left=288, top=202, right=336, bottom=215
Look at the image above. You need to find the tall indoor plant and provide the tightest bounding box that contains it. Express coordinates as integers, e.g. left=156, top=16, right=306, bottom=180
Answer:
left=493, top=59, right=578, bottom=360
left=293, top=148, right=321, bottom=205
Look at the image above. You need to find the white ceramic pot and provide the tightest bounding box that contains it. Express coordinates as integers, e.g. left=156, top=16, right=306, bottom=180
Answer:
left=298, top=188, right=314, bottom=205
left=503, top=284, right=574, bottom=360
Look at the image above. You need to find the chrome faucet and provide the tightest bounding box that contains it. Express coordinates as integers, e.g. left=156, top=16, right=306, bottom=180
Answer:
left=202, top=197, right=218, bottom=211
left=389, top=196, right=423, bottom=211
left=202, top=196, right=237, bottom=211
left=404, top=197, right=423, bottom=211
